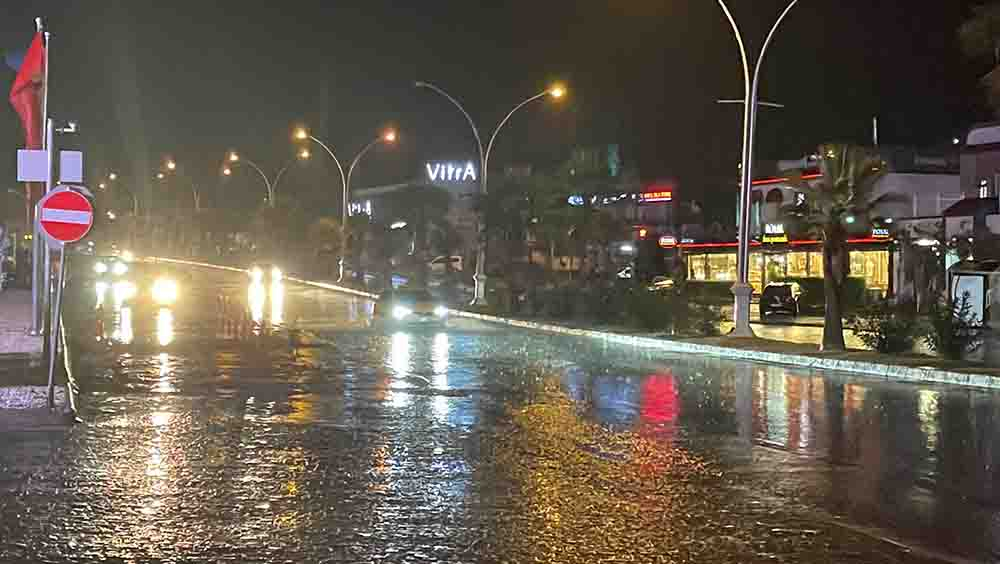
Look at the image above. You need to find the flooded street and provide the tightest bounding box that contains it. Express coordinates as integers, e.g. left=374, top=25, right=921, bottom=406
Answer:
left=1, top=266, right=997, bottom=562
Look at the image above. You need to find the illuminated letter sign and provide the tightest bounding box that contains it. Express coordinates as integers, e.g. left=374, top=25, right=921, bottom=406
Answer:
left=658, top=235, right=677, bottom=248
left=762, top=223, right=788, bottom=243
left=871, top=227, right=890, bottom=239
left=641, top=190, right=673, bottom=203
left=426, top=161, right=478, bottom=183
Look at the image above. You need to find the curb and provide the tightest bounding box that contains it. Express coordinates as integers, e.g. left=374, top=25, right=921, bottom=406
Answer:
left=153, top=257, right=1000, bottom=390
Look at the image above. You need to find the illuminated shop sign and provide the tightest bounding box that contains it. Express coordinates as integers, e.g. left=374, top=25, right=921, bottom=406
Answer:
left=762, top=223, right=788, bottom=243
left=348, top=200, right=373, bottom=217
left=871, top=227, right=890, bottom=239
left=640, top=190, right=672, bottom=203
left=426, top=161, right=477, bottom=183
left=658, top=235, right=677, bottom=248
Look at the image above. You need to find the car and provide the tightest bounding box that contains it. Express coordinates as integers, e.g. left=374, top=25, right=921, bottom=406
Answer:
left=760, top=282, right=801, bottom=318
left=373, top=288, right=449, bottom=327
left=429, top=255, right=463, bottom=273
left=249, top=263, right=284, bottom=285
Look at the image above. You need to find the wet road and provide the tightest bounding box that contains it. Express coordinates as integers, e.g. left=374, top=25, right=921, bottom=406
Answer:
left=2, top=266, right=999, bottom=562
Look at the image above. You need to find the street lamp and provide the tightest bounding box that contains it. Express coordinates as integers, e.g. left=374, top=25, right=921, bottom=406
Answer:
left=346, top=128, right=397, bottom=219
left=222, top=149, right=310, bottom=207
left=716, top=0, right=799, bottom=337
left=108, top=172, right=118, bottom=181
left=158, top=159, right=200, bottom=212
left=415, top=80, right=566, bottom=306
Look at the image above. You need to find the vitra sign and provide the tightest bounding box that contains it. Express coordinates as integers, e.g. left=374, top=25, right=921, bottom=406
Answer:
left=426, top=161, right=477, bottom=183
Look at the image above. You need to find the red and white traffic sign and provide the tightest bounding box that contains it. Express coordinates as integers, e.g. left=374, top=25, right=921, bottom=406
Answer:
left=38, top=187, right=94, bottom=244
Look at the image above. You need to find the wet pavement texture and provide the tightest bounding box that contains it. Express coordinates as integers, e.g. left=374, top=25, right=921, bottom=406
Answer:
left=0, top=266, right=996, bottom=562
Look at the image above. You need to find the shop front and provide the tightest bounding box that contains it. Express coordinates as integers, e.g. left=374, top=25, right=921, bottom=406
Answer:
left=683, top=238, right=892, bottom=295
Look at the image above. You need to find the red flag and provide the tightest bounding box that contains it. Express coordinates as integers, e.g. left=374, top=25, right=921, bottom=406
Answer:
left=9, top=32, right=45, bottom=150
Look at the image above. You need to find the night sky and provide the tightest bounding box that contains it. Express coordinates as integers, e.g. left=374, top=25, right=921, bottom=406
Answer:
left=0, top=1, right=991, bottom=220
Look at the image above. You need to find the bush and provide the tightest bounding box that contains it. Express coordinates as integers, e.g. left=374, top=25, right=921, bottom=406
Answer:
left=851, top=301, right=918, bottom=353
left=684, top=281, right=734, bottom=305
left=626, top=288, right=676, bottom=332
left=925, top=292, right=984, bottom=360
left=776, top=277, right=867, bottom=314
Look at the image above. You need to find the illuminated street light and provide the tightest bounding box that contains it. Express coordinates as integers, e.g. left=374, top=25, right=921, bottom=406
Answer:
left=415, top=80, right=567, bottom=306
left=222, top=167, right=232, bottom=176
left=98, top=182, right=107, bottom=190
left=390, top=220, right=407, bottom=230
left=165, top=159, right=176, bottom=171
left=156, top=172, right=165, bottom=180
left=298, top=148, right=311, bottom=159
left=108, top=172, right=118, bottom=181
left=228, top=151, right=240, bottom=163
left=296, top=125, right=399, bottom=282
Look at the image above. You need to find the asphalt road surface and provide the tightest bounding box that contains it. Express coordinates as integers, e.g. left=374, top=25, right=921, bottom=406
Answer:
left=1, top=264, right=997, bottom=562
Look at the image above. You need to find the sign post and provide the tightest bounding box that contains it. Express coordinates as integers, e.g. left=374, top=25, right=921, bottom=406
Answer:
left=37, top=186, right=93, bottom=409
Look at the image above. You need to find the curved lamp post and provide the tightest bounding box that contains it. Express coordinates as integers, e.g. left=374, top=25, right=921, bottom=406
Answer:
left=159, top=159, right=201, bottom=212
left=415, top=81, right=565, bottom=306
left=293, top=128, right=349, bottom=280
left=716, top=0, right=799, bottom=337
left=223, top=148, right=310, bottom=207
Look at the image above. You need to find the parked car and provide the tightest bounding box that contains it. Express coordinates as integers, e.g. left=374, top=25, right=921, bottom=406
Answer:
left=373, top=287, right=448, bottom=327
left=760, top=282, right=802, bottom=318
left=428, top=255, right=463, bottom=273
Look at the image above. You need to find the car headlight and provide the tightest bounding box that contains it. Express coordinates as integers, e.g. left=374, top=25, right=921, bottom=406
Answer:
left=152, top=278, right=179, bottom=304
left=392, top=305, right=412, bottom=320
left=434, top=305, right=449, bottom=318
left=271, top=266, right=283, bottom=282
left=111, top=261, right=128, bottom=276
left=94, top=262, right=108, bottom=274
left=250, top=266, right=264, bottom=284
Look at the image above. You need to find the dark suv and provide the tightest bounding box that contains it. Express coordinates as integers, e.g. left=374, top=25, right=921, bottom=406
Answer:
left=760, top=282, right=801, bottom=318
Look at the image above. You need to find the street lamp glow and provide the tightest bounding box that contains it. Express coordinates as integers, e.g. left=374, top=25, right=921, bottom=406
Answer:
left=108, top=172, right=117, bottom=181
left=228, top=151, right=240, bottom=163
left=165, top=160, right=176, bottom=171
left=549, top=85, right=566, bottom=98
left=390, top=220, right=407, bottom=230
left=298, top=149, right=310, bottom=159
left=98, top=182, right=107, bottom=190
left=222, top=167, right=232, bottom=176
left=156, top=172, right=165, bottom=180
left=293, top=127, right=309, bottom=141
left=383, top=130, right=397, bottom=143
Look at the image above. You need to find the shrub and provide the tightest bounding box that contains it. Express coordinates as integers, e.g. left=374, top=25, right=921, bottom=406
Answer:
left=851, top=301, right=918, bottom=353
left=684, top=281, right=734, bottom=305
left=924, top=292, right=984, bottom=360
left=626, top=288, right=675, bottom=332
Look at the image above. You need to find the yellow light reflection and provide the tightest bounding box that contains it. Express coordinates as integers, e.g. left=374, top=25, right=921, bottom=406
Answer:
left=112, top=280, right=136, bottom=309
left=432, top=332, right=450, bottom=421
left=389, top=332, right=411, bottom=408
left=156, top=308, right=174, bottom=346
left=155, top=352, right=175, bottom=394
left=151, top=411, right=171, bottom=427
left=249, top=281, right=266, bottom=325
left=113, top=306, right=134, bottom=345
left=270, top=280, right=284, bottom=326
left=95, top=281, right=108, bottom=308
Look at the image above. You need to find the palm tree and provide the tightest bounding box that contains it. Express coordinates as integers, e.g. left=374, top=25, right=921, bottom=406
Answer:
left=784, top=144, right=890, bottom=351
left=960, top=3, right=1000, bottom=116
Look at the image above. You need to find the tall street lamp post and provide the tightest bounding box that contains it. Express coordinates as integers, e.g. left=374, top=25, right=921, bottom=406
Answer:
left=159, top=159, right=201, bottom=212
left=415, top=81, right=565, bottom=306
left=716, top=0, right=799, bottom=337
left=295, top=127, right=396, bottom=282
left=223, top=148, right=311, bottom=207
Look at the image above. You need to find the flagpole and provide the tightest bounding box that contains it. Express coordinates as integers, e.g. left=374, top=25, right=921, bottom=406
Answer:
left=29, top=17, right=46, bottom=335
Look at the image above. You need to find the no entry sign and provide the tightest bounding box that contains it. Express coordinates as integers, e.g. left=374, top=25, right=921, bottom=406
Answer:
left=38, top=187, right=94, bottom=245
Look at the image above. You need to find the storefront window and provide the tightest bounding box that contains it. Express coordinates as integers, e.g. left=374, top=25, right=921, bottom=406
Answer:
left=764, top=254, right=787, bottom=284
left=750, top=254, right=764, bottom=292
left=787, top=252, right=809, bottom=277
left=850, top=250, right=889, bottom=292
left=688, top=254, right=707, bottom=281
left=808, top=252, right=823, bottom=278
left=707, top=254, right=737, bottom=281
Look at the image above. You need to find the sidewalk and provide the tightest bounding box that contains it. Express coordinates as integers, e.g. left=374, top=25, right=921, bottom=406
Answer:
left=0, top=290, right=42, bottom=358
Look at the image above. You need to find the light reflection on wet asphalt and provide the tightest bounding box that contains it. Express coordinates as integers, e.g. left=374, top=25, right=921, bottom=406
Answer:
left=1, top=268, right=998, bottom=562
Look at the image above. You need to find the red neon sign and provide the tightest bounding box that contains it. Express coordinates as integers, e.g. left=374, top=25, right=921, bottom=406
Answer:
left=751, top=173, right=823, bottom=186
left=641, top=190, right=672, bottom=203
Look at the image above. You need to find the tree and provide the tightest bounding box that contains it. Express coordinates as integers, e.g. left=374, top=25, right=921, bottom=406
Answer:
left=307, top=216, right=343, bottom=278
left=784, top=144, right=892, bottom=352
left=960, top=3, right=1000, bottom=116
